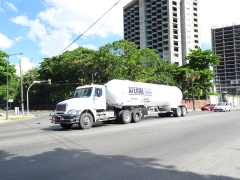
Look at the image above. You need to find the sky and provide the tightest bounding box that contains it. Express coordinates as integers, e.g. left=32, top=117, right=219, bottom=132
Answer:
left=0, top=0, right=240, bottom=76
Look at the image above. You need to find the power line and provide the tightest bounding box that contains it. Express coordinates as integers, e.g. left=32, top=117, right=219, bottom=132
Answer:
left=88, top=7, right=114, bottom=37
left=83, top=18, right=121, bottom=38
left=59, top=0, right=122, bottom=55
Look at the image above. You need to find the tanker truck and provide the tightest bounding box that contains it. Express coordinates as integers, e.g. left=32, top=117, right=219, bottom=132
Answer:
left=50, top=79, right=187, bottom=129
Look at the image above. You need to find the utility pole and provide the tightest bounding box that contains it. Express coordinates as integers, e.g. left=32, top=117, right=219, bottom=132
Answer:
left=20, top=60, right=24, bottom=114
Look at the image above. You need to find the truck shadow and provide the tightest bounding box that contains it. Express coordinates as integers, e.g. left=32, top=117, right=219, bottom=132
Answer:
left=0, top=148, right=238, bottom=180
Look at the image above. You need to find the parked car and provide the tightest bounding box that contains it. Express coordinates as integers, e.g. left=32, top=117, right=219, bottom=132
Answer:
left=214, top=102, right=231, bottom=112
left=201, top=104, right=216, bottom=111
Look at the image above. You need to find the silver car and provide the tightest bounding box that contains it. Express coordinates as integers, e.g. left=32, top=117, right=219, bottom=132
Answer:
left=214, top=102, right=231, bottom=112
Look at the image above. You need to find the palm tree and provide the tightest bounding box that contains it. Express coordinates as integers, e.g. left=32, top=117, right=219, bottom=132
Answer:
left=184, top=69, right=200, bottom=110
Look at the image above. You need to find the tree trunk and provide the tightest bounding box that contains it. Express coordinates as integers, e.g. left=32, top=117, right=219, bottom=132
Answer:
left=192, top=81, right=195, bottom=110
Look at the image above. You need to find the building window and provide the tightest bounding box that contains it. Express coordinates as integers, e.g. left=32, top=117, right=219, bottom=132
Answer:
left=172, top=1, right=177, bottom=6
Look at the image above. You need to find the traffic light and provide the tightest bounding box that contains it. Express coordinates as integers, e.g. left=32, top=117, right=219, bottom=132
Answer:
left=48, top=79, right=51, bottom=84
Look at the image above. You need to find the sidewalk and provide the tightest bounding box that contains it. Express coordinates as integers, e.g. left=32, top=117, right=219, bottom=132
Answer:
left=188, top=106, right=240, bottom=112
left=0, top=110, right=36, bottom=124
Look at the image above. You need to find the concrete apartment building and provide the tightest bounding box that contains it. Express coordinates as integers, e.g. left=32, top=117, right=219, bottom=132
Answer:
left=123, top=0, right=201, bottom=66
left=212, top=25, right=240, bottom=95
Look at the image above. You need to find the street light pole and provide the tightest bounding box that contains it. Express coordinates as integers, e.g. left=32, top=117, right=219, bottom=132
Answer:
left=6, top=53, right=23, bottom=120
left=191, top=80, right=195, bottom=111
left=26, top=79, right=51, bottom=115
left=27, top=81, right=40, bottom=115
left=19, top=60, right=24, bottom=115
left=6, top=55, right=9, bottom=120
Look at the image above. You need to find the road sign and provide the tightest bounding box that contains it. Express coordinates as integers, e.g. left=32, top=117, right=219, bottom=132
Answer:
left=8, top=99, right=13, bottom=102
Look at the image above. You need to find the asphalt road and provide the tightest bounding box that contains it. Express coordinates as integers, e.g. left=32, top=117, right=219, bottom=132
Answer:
left=0, top=110, right=240, bottom=180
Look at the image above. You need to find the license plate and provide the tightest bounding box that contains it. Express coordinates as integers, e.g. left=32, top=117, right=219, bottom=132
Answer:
left=61, top=118, right=64, bottom=120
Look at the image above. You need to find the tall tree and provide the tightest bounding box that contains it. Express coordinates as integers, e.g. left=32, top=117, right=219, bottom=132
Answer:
left=148, top=60, right=179, bottom=86
left=98, top=39, right=159, bottom=83
left=38, top=47, right=99, bottom=103
left=0, top=50, right=20, bottom=105
left=182, top=47, right=220, bottom=98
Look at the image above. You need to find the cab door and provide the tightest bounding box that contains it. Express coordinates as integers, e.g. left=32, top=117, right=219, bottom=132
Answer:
left=93, top=87, right=106, bottom=110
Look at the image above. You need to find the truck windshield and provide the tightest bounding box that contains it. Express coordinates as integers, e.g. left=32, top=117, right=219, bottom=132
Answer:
left=73, top=87, right=93, bottom=98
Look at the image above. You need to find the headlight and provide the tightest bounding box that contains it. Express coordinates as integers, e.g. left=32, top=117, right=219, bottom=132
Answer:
left=66, top=109, right=79, bottom=115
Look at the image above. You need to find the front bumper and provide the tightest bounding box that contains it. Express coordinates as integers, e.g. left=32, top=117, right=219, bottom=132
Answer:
left=214, top=107, right=223, bottom=111
left=50, top=114, right=80, bottom=124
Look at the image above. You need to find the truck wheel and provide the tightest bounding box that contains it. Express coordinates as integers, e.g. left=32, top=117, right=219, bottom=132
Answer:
left=79, top=113, right=93, bottom=129
left=131, top=109, right=141, bottom=123
left=181, top=106, right=187, bottom=116
left=119, top=110, right=131, bottom=124
left=60, top=124, right=73, bottom=130
left=173, top=107, right=181, bottom=117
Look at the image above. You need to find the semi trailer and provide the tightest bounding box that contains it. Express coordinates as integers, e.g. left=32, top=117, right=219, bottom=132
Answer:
left=50, top=79, right=187, bottom=129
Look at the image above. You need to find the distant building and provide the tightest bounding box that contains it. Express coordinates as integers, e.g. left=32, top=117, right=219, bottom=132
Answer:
left=123, top=0, right=201, bottom=66
left=211, top=25, right=240, bottom=95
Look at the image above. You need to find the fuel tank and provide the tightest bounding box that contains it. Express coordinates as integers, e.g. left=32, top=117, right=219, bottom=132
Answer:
left=105, top=79, right=182, bottom=108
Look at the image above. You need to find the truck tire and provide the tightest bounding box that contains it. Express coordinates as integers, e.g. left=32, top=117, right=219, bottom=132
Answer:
left=60, top=124, right=73, bottom=130
left=181, top=106, right=187, bottom=116
left=131, top=109, right=141, bottom=123
left=173, top=107, right=181, bottom=117
left=119, top=110, right=131, bottom=124
left=79, top=113, right=93, bottom=129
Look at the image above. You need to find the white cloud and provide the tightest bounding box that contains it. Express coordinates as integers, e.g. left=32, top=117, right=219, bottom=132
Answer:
left=40, top=0, right=130, bottom=36
left=15, top=57, right=36, bottom=76
left=82, top=44, right=98, bottom=50
left=38, top=29, right=79, bottom=56
left=15, top=36, right=22, bottom=41
left=11, top=15, right=47, bottom=41
left=0, top=33, right=14, bottom=49
left=5, top=2, right=18, bottom=12
left=11, top=15, right=79, bottom=56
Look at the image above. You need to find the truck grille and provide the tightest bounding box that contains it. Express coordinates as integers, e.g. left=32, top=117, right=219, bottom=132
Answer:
left=56, top=103, right=66, bottom=111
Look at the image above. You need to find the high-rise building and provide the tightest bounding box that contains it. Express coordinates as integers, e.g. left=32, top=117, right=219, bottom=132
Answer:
left=212, top=25, right=240, bottom=95
left=123, top=0, right=200, bottom=66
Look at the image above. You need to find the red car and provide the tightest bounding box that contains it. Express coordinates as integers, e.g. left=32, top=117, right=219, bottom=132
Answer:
left=201, top=104, right=216, bottom=111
